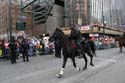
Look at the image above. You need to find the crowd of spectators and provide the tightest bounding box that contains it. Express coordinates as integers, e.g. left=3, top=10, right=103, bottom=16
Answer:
left=94, top=37, right=117, bottom=50
left=0, top=35, right=55, bottom=63
left=0, top=35, right=118, bottom=64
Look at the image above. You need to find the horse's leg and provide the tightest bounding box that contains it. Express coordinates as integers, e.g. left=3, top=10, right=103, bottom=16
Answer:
left=86, top=50, right=94, bottom=66
left=92, top=49, right=96, bottom=57
left=57, top=57, right=67, bottom=78
left=119, top=42, right=122, bottom=52
left=81, top=51, right=88, bottom=70
left=120, top=46, right=122, bottom=53
left=71, top=57, right=80, bottom=71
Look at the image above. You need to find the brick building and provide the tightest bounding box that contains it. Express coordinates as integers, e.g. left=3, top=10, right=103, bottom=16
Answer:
left=64, top=0, right=125, bottom=36
left=0, top=0, right=33, bottom=39
left=0, top=0, right=20, bottom=39
left=65, top=0, right=89, bottom=26
left=0, top=0, right=65, bottom=38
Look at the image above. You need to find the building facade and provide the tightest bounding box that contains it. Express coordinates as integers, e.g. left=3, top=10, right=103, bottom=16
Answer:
left=0, top=0, right=35, bottom=39
left=0, top=0, right=20, bottom=39
left=91, top=0, right=122, bottom=30
left=65, top=0, right=89, bottom=26
left=65, top=0, right=125, bottom=32
left=23, top=0, right=64, bottom=36
left=32, top=0, right=64, bottom=35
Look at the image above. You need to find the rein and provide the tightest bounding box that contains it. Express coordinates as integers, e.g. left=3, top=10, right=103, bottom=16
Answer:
left=63, top=40, right=67, bottom=47
left=59, top=33, right=73, bottom=50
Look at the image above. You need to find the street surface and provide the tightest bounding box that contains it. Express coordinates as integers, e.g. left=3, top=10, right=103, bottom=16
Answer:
left=0, top=48, right=125, bottom=83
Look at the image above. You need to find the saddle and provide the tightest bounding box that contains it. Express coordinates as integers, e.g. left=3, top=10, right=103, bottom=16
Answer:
left=70, top=40, right=82, bottom=57
left=71, top=40, right=77, bottom=48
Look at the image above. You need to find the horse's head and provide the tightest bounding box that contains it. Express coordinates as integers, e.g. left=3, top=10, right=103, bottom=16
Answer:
left=49, top=28, right=64, bottom=42
left=114, top=36, right=120, bottom=42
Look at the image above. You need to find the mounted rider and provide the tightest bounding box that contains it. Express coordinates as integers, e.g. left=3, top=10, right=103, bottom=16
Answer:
left=69, top=25, right=82, bottom=50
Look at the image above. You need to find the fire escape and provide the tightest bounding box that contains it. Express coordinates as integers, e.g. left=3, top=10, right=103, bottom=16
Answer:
left=33, top=0, right=54, bottom=24
left=22, top=0, right=64, bottom=25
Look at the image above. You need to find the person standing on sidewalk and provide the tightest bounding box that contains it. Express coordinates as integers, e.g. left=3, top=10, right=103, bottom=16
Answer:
left=9, top=36, right=17, bottom=64
left=20, top=39, right=29, bottom=62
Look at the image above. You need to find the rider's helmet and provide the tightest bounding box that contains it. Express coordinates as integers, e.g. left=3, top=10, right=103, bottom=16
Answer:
left=56, top=27, right=61, bottom=31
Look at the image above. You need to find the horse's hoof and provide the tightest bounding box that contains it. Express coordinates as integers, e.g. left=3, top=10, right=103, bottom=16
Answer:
left=56, top=74, right=62, bottom=78
left=78, top=68, right=81, bottom=71
left=83, top=67, right=87, bottom=71
left=90, top=63, right=94, bottom=66
left=76, top=67, right=81, bottom=71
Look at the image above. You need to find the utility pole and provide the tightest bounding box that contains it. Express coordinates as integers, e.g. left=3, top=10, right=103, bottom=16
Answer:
left=21, top=0, right=23, bottom=31
left=102, top=0, right=105, bottom=38
left=31, top=4, right=34, bottom=36
left=8, top=0, right=12, bottom=40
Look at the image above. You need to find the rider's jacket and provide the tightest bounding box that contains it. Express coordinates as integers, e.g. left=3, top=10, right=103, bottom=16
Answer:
left=70, top=28, right=82, bottom=40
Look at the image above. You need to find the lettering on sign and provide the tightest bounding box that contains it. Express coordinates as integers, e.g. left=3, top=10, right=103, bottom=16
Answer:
left=81, top=25, right=90, bottom=30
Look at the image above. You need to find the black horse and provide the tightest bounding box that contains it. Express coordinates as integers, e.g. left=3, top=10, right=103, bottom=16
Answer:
left=49, top=28, right=94, bottom=78
left=81, top=38, right=96, bottom=57
left=115, top=36, right=125, bottom=52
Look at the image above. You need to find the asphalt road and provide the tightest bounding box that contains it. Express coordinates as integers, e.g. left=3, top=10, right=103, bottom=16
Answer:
left=0, top=48, right=124, bottom=83
left=78, top=49, right=125, bottom=83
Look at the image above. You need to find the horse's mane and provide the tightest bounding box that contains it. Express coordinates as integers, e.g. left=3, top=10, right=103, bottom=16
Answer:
left=57, top=30, right=74, bottom=53
left=57, top=30, right=66, bottom=38
left=57, top=30, right=70, bottom=44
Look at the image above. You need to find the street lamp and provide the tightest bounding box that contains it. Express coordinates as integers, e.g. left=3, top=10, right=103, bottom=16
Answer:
left=101, top=0, right=107, bottom=38
left=103, top=20, right=107, bottom=38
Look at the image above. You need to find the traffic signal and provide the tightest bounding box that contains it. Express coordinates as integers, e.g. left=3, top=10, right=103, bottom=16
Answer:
left=62, top=16, right=68, bottom=18
left=21, top=22, right=26, bottom=30
left=16, top=22, right=20, bottom=30
left=16, top=21, right=26, bottom=30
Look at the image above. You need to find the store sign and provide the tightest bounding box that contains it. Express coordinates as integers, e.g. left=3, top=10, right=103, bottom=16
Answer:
left=89, top=34, right=99, bottom=37
left=105, top=29, right=111, bottom=34
left=81, top=25, right=90, bottom=30
left=105, top=29, right=123, bottom=35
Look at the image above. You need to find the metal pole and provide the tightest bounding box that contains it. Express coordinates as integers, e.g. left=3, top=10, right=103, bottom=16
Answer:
left=102, top=0, right=105, bottom=38
left=89, top=0, right=93, bottom=33
left=109, top=0, right=112, bottom=28
left=64, top=0, right=66, bottom=27
left=70, top=0, right=73, bottom=25
left=31, top=4, right=34, bottom=36
left=103, top=16, right=105, bottom=38
left=21, top=0, right=23, bottom=31
left=8, top=0, right=12, bottom=40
